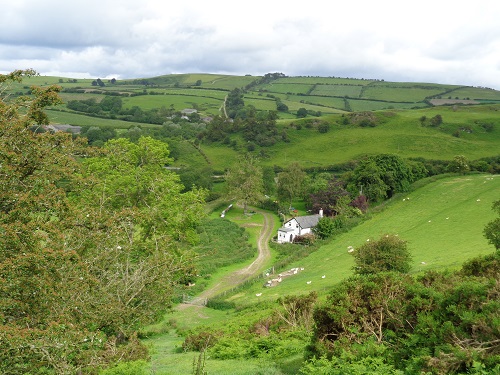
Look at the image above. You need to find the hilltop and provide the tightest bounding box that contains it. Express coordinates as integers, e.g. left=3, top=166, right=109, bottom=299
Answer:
left=3, top=72, right=496, bottom=172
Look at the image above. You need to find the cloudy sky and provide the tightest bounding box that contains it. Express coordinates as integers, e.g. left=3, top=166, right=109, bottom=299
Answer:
left=2, top=0, right=500, bottom=89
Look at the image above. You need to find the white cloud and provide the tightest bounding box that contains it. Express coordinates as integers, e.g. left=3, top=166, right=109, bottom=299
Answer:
left=1, top=0, right=500, bottom=88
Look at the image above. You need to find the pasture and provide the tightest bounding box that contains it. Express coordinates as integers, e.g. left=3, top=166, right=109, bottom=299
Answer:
left=143, top=173, right=499, bottom=374
left=256, top=108, right=500, bottom=168
left=360, top=85, right=445, bottom=102
left=45, top=109, right=156, bottom=129
left=228, top=173, right=499, bottom=305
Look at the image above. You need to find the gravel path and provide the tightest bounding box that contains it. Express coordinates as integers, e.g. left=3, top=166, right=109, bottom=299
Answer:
left=178, top=209, right=273, bottom=308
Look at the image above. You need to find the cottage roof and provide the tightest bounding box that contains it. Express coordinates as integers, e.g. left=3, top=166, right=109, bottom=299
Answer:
left=285, top=214, right=321, bottom=229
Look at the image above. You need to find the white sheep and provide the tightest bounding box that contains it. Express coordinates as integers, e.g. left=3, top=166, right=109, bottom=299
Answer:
left=306, top=281, right=312, bottom=284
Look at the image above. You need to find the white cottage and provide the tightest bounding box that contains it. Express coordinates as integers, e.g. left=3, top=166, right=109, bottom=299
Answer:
left=277, top=209, right=323, bottom=243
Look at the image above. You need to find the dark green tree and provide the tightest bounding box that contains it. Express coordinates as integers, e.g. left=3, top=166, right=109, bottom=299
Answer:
left=353, top=234, right=412, bottom=274
left=297, top=107, right=308, bottom=118
left=348, top=154, right=416, bottom=201
left=483, top=200, right=500, bottom=250
left=448, top=155, right=470, bottom=174
left=313, top=217, right=337, bottom=239
left=226, top=88, right=245, bottom=118
left=429, top=114, right=443, bottom=127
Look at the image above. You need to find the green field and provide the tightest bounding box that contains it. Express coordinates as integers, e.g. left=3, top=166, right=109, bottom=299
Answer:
left=251, top=108, right=500, bottom=169
left=229, top=174, right=499, bottom=304
left=360, top=85, right=445, bottom=102
left=311, top=84, right=364, bottom=97
left=45, top=109, right=157, bottom=129
left=144, top=174, right=499, bottom=374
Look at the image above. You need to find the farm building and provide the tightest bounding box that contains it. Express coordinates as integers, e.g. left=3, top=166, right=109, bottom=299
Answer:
left=277, top=209, right=323, bottom=243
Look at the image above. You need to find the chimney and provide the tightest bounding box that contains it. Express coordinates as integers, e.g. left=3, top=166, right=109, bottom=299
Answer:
left=319, top=208, right=323, bottom=217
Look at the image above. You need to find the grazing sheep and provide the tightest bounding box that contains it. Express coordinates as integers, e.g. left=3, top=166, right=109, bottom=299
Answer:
left=306, top=281, right=312, bottom=284
left=321, top=275, right=326, bottom=279
left=256, top=293, right=262, bottom=297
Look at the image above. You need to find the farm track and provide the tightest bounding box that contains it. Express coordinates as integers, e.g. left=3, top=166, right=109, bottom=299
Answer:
left=178, top=208, right=273, bottom=309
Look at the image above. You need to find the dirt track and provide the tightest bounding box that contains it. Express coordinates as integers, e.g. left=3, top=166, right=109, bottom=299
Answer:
left=178, top=209, right=274, bottom=308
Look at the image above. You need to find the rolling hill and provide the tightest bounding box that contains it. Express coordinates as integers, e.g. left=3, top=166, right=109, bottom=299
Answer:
left=5, top=72, right=498, bottom=171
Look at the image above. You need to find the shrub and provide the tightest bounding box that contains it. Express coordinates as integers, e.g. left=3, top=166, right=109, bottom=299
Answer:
left=353, top=234, right=411, bottom=274
left=313, top=217, right=337, bottom=239
left=100, top=360, right=148, bottom=375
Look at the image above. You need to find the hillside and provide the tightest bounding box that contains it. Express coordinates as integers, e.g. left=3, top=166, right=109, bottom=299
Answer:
left=4, top=73, right=498, bottom=172
left=145, top=173, right=499, bottom=374
left=2, top=70, right=499, bottom=374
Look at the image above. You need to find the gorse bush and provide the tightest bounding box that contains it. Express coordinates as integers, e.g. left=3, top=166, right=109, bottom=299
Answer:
left=353, top=234, right=412, bottom=274
left=308, top=253, right=500, bottom=374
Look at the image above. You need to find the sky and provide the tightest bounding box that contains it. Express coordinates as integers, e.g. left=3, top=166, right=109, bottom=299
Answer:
left=2, top=0, right=500, bottom=89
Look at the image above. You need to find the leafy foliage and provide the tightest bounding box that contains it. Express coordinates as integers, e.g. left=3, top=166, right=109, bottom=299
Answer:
left=352, top=234, right=412, bottom=275
left=313, top=217, right=338, bottom=239
left=224, top=154, right=264, bottom=214
left=483, top=200, right=500, bottom=250
left=306, top=177, right=350, bottom=217
left=347, top=154, right=426, bottom=201
left=0, top=71, right=206, bottom=373
left=309, top=253, right=500, bottom=374
left=277, top=162, right=307, bottom=208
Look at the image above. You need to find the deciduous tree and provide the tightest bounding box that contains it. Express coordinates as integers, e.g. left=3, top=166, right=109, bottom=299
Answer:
left=0, top=70, right=206, bottom=373
left=224, top=154, right=264, bottom=214
left=483, top=200, right=500, bottom=250
left=277, top=162, right=306, bottom=209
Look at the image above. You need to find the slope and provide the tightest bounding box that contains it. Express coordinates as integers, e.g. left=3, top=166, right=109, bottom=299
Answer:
left=228, top=174, right=499, bottom=305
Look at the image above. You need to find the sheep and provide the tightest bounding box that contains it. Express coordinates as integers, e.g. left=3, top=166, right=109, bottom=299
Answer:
left=321, top=275, right=326, bottom=279
left=256, top=293, right=262, bottom=297
left=306, top=281, right=312, bottom=284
